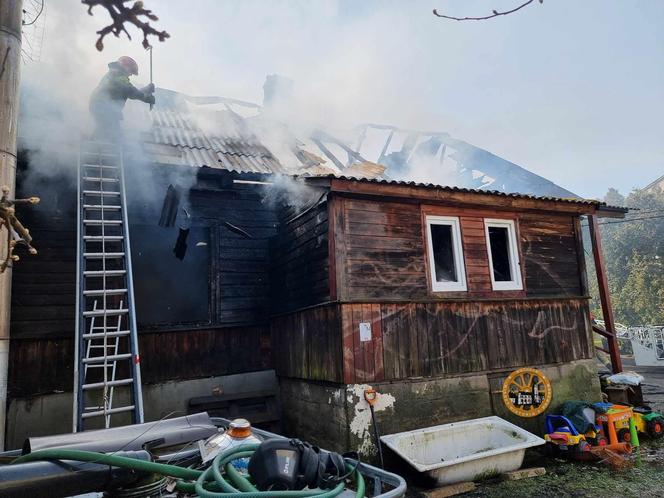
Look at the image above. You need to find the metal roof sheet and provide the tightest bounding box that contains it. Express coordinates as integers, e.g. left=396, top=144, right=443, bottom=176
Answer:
left=144, top=109, right=285, bottom=174
left=140, top=91, right=610, bottom=207
left=302, top=174, right=627, bottom=211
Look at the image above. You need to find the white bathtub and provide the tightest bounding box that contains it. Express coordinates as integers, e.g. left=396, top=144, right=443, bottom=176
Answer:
left=380, top=416, right=545, bottom=485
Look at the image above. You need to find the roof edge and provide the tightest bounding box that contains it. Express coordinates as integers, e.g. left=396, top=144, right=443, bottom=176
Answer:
left=302, top=174, right=626, bottom=217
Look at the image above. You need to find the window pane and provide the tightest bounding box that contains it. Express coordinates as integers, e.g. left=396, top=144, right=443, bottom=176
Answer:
left=431, top=224, right=457, bottom=282
left=488, top=226, right=512, bottom=281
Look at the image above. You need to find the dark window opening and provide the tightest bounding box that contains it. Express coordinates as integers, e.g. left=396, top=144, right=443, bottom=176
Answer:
left=488, top=226, right=512, bottom=281
left=431, top=224, right=457, bottom=283
left=131, top=225, right=211, bottom=327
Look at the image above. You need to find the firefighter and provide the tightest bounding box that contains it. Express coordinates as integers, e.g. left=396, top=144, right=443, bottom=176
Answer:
left=89, top=56, right=155, bottom=140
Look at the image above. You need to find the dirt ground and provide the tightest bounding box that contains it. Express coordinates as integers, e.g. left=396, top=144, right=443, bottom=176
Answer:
left=465, top=362, right=664, bottom=498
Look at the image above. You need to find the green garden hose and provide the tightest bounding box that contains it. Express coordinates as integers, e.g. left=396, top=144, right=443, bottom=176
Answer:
left=13, top=448, right=202, bottom=480
left=12, top=443, right=366, bottom=498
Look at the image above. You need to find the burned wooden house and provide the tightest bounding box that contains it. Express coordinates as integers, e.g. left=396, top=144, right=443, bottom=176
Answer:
left=6, top=88, right=626, bottom=452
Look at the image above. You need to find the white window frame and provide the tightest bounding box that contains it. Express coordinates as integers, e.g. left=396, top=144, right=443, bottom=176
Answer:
left=484, top=218, right=523, bottom=291
left=425, top=215, right=467, bottom=292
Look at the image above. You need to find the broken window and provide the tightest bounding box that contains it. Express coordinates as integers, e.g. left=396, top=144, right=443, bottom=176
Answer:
left=485, top=219, right=523, bottom=291
left=130, top=225, right=212, bottom=327
left=425, top=216, right=467, bottom=292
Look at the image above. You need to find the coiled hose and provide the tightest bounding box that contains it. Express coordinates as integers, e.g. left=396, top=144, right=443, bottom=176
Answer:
left=12, top=443, right=366, bottom=498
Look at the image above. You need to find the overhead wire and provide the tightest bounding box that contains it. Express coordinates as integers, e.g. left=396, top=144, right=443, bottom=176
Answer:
left=622, top=208, right=664, bottom=216
left=581, top=213, right=664, bottom=228
left=598, top=214, right=664, bottom=226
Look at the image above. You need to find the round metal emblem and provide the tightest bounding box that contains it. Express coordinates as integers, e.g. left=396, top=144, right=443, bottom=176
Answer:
left=502, top=367, right=552, bottom=417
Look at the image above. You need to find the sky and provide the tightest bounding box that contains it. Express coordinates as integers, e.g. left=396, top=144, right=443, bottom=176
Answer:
left=22, top=0, right=664, bottom=199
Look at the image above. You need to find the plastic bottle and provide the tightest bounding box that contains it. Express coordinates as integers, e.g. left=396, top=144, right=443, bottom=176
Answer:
left=199, top=418, right=261, bottom=472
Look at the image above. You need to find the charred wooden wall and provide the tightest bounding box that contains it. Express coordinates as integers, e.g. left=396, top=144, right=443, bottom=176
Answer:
left=11, top=169, right=77, bottom=339
left=186, top=172, right=278, bottom=324
left=8, top=325, right=271, bottom=398
left=268, top=195, right=337, bottom=382
left=9, top=161, right=276, bottom=399
left=271, top=304, right=342, bottom=383
left=270, top=200, right=329, bottom=313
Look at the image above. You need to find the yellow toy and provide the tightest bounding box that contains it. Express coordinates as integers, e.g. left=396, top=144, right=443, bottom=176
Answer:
left=613, top=406, right=664, bottom=442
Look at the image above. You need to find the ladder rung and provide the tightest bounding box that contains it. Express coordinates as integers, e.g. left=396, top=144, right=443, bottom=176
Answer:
left=84, top=252, right=125, bottom=259
left=83, top=308, right=128, bottom=318
left=81, top=405, right=136, bottom=419
left=81, top=139, right=117, bottom=146
left=83, top=330, right=131, bottom=339
left=80, top=151, right=118, bottom=158
left=83, top=190, right=121, bottom=196
left=83, top=220, right=123, bottom=226
left=83, top=205, right=122, bottom=211
left=83, top=270, right=126, bottom=277
left=83, top=288, right=127, bottom=296
left=83, top=378, right=134, bottom=390
left=83, top=353, right=132, bottom=364
left=83, top=236, right=124, bottom=241
left=83, top=164, right=119, bottom=169
left=83, top=177, right=120, bottom=183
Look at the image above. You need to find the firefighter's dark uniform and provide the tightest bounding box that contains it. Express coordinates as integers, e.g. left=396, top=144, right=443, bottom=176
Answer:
left=89, top=61, right=154, bottom=140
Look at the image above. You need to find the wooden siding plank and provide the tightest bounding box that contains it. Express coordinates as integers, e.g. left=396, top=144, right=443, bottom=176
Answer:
left=351, top=304, right=366, bottom=382
left=362, top=303, right=376, bottom=382
left=415, top=304, right=430, bottom=377
left=270, top=200, right=330, bottom=313
left=381, top=303, right=399, bottom=380
left=341, top=304, right=355, bottom=383
left=371, top=303, right=385, bottom=382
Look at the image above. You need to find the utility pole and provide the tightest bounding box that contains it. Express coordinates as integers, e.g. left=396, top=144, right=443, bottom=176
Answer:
left=0, top=0, right=23, bottom=450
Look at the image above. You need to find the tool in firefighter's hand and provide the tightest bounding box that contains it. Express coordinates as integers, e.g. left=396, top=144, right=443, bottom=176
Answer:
left=0, top=186, right=39, bottom=273
left=364, top=387, right=385, bottom=469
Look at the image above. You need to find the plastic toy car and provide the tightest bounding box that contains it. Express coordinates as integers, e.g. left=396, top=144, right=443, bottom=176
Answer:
left=614, top=406, right=664, bottom=442
left=543, top=415, right=605, bottom=455
left=593, top=404, right=636, bottom=453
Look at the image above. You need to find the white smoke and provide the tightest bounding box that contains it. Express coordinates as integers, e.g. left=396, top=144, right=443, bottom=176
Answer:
left=18, top=0, right=655, bottom=198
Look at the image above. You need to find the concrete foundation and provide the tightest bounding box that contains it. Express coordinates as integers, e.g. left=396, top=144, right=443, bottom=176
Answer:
left=6, top=369, right=277, bottom=450
left=7, top=360, right=601, bottom=457
left=280, top=359, right=601, bottom=459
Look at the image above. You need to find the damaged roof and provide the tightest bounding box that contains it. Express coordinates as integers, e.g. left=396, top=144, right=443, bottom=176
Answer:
left=141, top=88, right=582, bottom=200
left=144, top=107, right=285, bottom=174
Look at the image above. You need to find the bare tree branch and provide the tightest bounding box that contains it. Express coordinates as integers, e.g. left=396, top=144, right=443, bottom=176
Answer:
left=82, top=0, right=170, bottom=51
left=433, top=0, right=541, bottom=21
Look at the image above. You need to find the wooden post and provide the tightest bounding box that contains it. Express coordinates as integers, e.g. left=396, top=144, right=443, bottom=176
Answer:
left=0, top=0, right=22, bottom=450
left=588, top=214, right=623, bottom=374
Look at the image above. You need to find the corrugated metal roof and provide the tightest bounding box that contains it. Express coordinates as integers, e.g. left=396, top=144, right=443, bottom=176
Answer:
left=145, top=109, right=284, bottom=173
left=303, top=174, right=628, bottom=211
left=141, top=90, right=609, bottom=207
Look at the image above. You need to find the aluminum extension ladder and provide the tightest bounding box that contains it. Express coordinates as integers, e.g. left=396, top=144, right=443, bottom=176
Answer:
left=73, top=140, right=144, bottom=432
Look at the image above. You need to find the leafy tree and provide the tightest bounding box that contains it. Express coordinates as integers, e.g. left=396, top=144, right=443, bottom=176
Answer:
left=588, top=187, right=664, bottom=325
